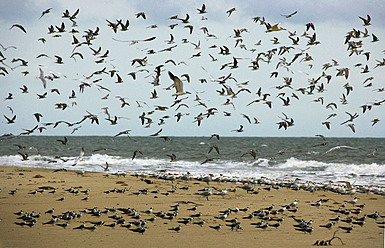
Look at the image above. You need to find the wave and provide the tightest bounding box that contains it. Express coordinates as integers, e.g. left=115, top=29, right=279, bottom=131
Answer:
left=1, top=154, right=384, bottom=186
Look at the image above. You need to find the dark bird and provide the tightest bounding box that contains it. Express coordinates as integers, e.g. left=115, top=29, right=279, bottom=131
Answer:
left=241, top=150, right=257, bottom=159
left=282, top=11, right=297, bottom=18
left=150, top=128, right=163, bottom=136
left=56, top=137, right=68, bottom=145
left=208, top=145, right=220, bottom=154
left=197, top=4, right=207, bottom=14
left=210, top=134, right=220, bottom=140
left=18, top=152, right=29, bottom=161
left=232, top=125, right=244, bottom=133
left=4, top=115, right=16, bottom=124
left=39, top=8, right=53, bottom=19
left=130, top=227, right=147, bottom=234
left=136, top=12, right=146, bottom=19
left=114, top=130, right=131, bottom=137
left=209, top=224, right=222, bottom=231
left=226, top=8, right=236, bottom=17
left=167, top=154, right=177, bottom=162
left=10, top=24, right=27, bottom=33
left=169, top=225, right=182, bottom=232
left=359, top=14, right=371, bottom=26
left=132, top=150, right=143, bottom=160
left=339, top=225, right=354, bottom=233
left=34, top=113, right=43, bottom=122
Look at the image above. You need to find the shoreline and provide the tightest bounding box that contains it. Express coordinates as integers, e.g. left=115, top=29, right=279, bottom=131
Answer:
left=0, top=165, right=384, bottom=247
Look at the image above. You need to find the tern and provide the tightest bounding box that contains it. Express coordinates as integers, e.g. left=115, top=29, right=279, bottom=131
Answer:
left=194, top=187, right=215, bottom=200
left=209, top=224, right=222, bottom=231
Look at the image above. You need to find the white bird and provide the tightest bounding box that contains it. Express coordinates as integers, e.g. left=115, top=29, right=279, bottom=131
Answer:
left=322, top=146, right=358, bottom=155
left=214, top=188, right=228, bottom=198
left=344, top=197, right=359, bottom=205
left=194, top=187, right=215, bottom=200
left=72, top=147, right=85, bottom=166
left=37, top=68, right=47, bottom=89
left=168, top=71, right=191, bottom=97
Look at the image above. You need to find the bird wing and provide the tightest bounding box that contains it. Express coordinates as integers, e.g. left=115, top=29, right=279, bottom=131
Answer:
left=322, top=147, right=336, bottom=155
left=168, top=71, right=183, bottom=93
left=340, top=146, right=358, bottom=150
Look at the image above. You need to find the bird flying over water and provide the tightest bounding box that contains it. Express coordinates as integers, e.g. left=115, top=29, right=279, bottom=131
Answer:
left=322, top=146, right=358, bottom=155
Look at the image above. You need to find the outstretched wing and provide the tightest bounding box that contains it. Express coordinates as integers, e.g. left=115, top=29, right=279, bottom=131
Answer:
left=168, top=71, right=183, bottom=93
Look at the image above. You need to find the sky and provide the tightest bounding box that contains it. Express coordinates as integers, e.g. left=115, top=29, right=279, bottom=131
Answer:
left=0, top=0, right=384, bottom=137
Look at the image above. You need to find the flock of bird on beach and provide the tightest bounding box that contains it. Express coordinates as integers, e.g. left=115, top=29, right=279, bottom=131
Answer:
left=1, top=4, right=384, bottom=140
left=6, top=174, right=385, bottom=239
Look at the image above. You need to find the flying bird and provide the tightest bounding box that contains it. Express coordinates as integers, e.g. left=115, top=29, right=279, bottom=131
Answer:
left=197, top=4, right=207, bottom=14
left=4, top=115, right=16, bottom=124
left=322, top=146, right=358, bottom=155
left=132, top=150, right=143, bottom=160
left=226, top=8, right=236, bottom=17
left=10, top=24, right=27, bottom=33
left=359, top=14, right=371, bottom=26
left=282, top=11, right=297, bottom=18
left=37, top=68, right=47, bottom=88
left=39, top=8, right=53, bottom=19
left=168, top=71, right=191, bottom=97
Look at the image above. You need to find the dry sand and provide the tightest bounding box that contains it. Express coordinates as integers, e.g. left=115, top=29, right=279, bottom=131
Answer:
left=0, top=165, right=384, bottom=248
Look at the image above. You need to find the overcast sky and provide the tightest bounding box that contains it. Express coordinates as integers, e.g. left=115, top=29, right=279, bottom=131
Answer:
left=0, top=0, right=384, bottom=137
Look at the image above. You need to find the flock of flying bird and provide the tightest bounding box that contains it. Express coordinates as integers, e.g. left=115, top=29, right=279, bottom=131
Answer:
left=1, top=5, right=384, bottom=139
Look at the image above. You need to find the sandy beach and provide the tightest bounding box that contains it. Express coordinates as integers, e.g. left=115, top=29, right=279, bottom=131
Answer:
left=0, top=165, right=384, bottom=248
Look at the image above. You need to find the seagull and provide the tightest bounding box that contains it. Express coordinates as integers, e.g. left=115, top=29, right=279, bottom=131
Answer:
left=168, top=71, right=191, bottom=97
left=37, top=68, right=47, bottom=88
left=322, top=146, right=358, bottom=155
left=72, top=147, right=85, bottom=166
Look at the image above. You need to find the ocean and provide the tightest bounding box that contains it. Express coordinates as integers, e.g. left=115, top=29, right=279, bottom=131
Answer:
left=0, top=136, right=384, bottom=186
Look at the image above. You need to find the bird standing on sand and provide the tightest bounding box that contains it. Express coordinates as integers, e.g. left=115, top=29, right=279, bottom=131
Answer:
left=195, top=187, right=215, bottom=200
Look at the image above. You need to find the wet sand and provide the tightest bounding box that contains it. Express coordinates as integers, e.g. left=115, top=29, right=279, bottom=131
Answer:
left=0, top=165, right=384, bottom=248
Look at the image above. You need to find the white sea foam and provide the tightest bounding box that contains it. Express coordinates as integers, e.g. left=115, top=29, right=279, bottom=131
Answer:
left=1, top=154, right=384, bottom=186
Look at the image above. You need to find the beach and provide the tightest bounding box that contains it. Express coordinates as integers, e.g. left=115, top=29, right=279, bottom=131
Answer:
left=0, top=165, right=384, bottom=248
